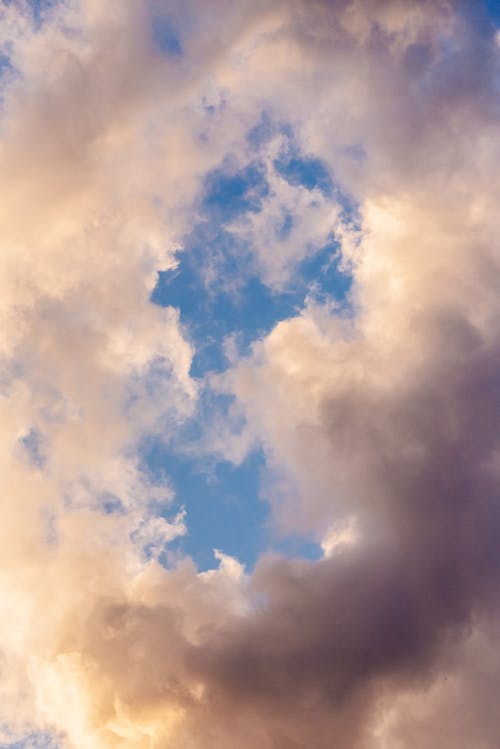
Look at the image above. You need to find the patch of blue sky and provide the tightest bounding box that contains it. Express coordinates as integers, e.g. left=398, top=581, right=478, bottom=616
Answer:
left=449, top=0, right=500, bottom=37
left=429, top=3, right=500, bottom=102
left=154, top=236, right=351, bottom=377
left=153, top=158, right=295, bottom=374
left=481, top=0, right=500, bottom=25
left=141, top=434, right=324, bottom=570
left=301, top=237, right=353, bottom=307
left=151, top=12, right=183, bottom=58
left=25, top=0, right=57, bottom=29
left=142, top=438, right=268, bottom=570
left=153, top=256, right=306, bottom=377
left=148, top=127, right=356, bottom=570
left=153, top=145, right=354, bottom=374
left=273, top=144, right=360, bottom=226
left=247, top=111, right=360, bottom=216
left=202, top=160, right=270, bottom=222
left=274, top=151, right=334, bottom=195
left=150, top=296, right=347, bottom=566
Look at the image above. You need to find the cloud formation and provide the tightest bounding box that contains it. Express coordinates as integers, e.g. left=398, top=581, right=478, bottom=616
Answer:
left=1, top=0, right=500, bottom=747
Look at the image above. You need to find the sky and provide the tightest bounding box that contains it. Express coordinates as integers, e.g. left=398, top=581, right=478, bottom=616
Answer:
left=1, top=0, right=500, bottom=747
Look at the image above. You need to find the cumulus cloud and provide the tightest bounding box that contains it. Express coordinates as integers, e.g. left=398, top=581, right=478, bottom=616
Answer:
left=1, top=0, right=500, bottom=747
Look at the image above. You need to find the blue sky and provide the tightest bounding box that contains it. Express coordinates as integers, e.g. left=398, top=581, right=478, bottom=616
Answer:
left=149, top=131, right=353, bottom=570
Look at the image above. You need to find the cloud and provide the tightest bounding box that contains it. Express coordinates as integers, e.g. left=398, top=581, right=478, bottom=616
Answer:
left=1, top=1, right=500, bottom=748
